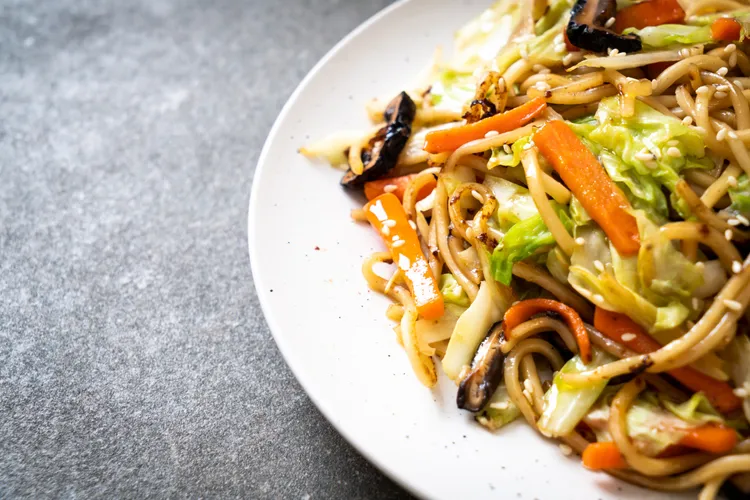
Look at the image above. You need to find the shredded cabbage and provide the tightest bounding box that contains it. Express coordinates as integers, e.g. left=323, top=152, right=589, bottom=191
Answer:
left=483, top=175, right=538, bottom=230
left=439, top=274, right=470, bottom=307
left=476, top=383, right=521, bottom=430
left=623, top=25, right=712, bottom=49
left=729, top=173, right=750, bottom=215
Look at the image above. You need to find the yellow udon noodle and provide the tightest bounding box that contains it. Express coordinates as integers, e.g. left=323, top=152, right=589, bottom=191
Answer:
left=343, top=24, right=750, bottom=497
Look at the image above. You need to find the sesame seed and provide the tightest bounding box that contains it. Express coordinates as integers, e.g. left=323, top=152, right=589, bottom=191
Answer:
left=695, top=261, right=705, bottom=271
left=575, top=237, right=585, bottom=246
left=523, top=141, right=533, bottom=150
left=524, top=378, right=534, bottom=395
left=381, top=225, right=390, bottom=236
left=554, top=34, right=564, bottom=45
left=559, top=444, right=573, bottom=456
left=605, top=17, right=616, bottom=28
left=679, top=48, right=690, bottom=58
left=383, top=184, right=398, bottom=193
left=490, top=401, right=509, bottom=410
left=383, top=219, right=397, bottom=228
left=734, top=387, right=748, bottom=398
left=695, top=126, right=706, bottom=134
left=503, top=144, right=511, bottom=154
left=593, top=294, right=605, bottom=303
left=729, top=131, right=739, bottom=140
left=682, top=116, right=694, bottom=126
left=733, top=260, right=742, bottom=274
left=392, top=239, right=405, bottom=248
left=594, top=260, right=605, bottom=272
left=621, top=333, right=636, bottom=342
left=667, top=147, right=682, bottom=158
left=696, top=85, right=710, bottom=95
left=726, top=43, right=737, bottom=53
left=408, top=220, right=417, bottom=230
left=608, top=48, right=619, bottom=57
left=471, top=190, right=483, bottom=202
left=645, top=160, right=658, bottom=169
left=535, top=81, right=551, bottom=92
left=484, top=130, right=499, bottom=138
left=714, top=91, right=728, bottom=100
left=635, top=151, right=655, bottom=162
left=392, top=234, right=401, bottom=241
left=554, top=43, right=567, bottom=55
left=717, top=67, right=729, bottom=76
left=716, top=128, right=728, bottom=141
left=728, top=218, right=741, bottom=226
left=724, top=299, right=743, bottom=312
left=728, top=175, right=738, bottom=187
left=737, top=214, right=749, bottom=225
left=651, top=79, right=658, bottom=90
left=725, top=229, right=733, bottom=241
left=398, top=254, right=410, bottom=270
left=729, top=52, right=738, bottom=68
left=716, top=84, right=730, bottom=92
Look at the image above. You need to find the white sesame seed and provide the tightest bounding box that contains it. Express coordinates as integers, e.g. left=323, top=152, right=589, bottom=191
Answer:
left=667, top=147, right=682, bottom=158
left=471, top=190, right=483, bottom=202
left=535, top=81, right=551, bottom=92
left=728, top=175, right=738, bottom=187
left=651, top=79, right=659, bottom=90
left=729, top=131, right=739, bottom=140
left=682, top=116, right=694, bottom=126
left=726, top=43, right=737, bottom=53
left=724, top=299, right=743, bottom=312
left=593, top=294, right=605, bottom=303
left=524, top=378, right=534, bottom=395
left=383, top=184, right=398, bottom=193
left=503, top=144, right=511, bottom=154
left=392, top=234, right=401, bottom=241
left=554, top=34, right=564, bottom=45
left=605, top=17, right=616, bottom=28
left=608, top=48, right=619, bottom=57
left=381, top=225, right=390, bottom=236
left=621, top=333, right=636, bottom=342
left=695, top=261, right=705, bottom=272
left=717, top=67, right=729, bottom=76
left=559, top=444, right=573, bottom=456
left=645, top=160, right=659, bottom=170
left=715, top=91, right=728, bottom=100
left=716, top=84, right=730, bottom=92
left=695, top=126, right=706, bottom=134
left=408, top=220, right=417, bottom=230
left=392, top=239, right=405, bottom=248
left=594, top=260, right=605, bottom=272
left=734, top=387, right=749, bottom=398
left=562, top=53, right=575, bottom=65
left=575, top=237, right=585, bottom=246
left=696, top=85, right=710, bottom=95
left=729, top=52, right=738, bottom=68
left=733, top=260, right=743, bottom=274
left=555, top=43, right=567, bottom=55
left=383, top=219, right=397, bottom=228
left=717, top=128, right=728, bottom=141
left=523, top=141, right=534, bottom=150
left=734, top=79, right=744, bottom=90
left=398, top=254, right=410, bottom=270
left=635, top=151, right=655, bottom=162
left=737, top=214, right=749, bottom=225
left=679, top=48, right=690, bottom=58
left=484, top=130, right=499, bottom=138
left=728, top=218, right=741, bottom=226
left=725, top=229, right=733, bottom=241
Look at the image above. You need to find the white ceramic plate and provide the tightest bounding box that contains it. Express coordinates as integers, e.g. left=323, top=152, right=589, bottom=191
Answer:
left=248, top=1, right=691, bottom=498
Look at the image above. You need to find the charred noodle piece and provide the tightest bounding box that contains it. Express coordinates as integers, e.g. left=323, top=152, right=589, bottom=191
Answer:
left=457, top=322, right=505, bottom=412
left=364, top=193, right=444, bottom=320
left=566, top=0, right=642, bottom=54
left=593, top=308, right=742, bottom=413
left=341, top=92, right=416, bottom=187
left=422, top=97, right=547, bottom=154
left=535, top=120, right=641, bottom=256
left=614, top=0, right=685, bottom=32
left=504, top=299, right=592, bottom=364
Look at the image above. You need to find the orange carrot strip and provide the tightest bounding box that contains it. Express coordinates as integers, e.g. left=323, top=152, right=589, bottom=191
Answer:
left=679, top=425, right=738, bottom=454
left=711, top=18, right=743, bottom=42
left=364, top=193, right=444, bottom=320
left=364, top=174, right=435, bottom=203
left=535, top=120, right=641, bottom=255
left=504, top=298, right=591, bottom=363
left=423, top=97, right=547, bottom=154
left=582, top=442, right=628, bottom=470
left=593, top=308, right=742, bottom=413
left=614, top=0, right=685, bottom=32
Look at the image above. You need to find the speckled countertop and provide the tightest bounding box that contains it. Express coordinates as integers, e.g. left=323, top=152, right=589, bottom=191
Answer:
left=0, top=0, right=411, bottom=497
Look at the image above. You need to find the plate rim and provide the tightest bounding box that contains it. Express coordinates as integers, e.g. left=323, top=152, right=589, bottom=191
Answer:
left=247, top=0, right=423, bottom=497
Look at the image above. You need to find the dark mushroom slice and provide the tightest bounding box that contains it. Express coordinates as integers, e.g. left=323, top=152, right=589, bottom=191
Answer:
left=340, top=91, right=416, bottom=188
left=457, top=321, right=506, bottom=412
left=566, top=0, right=642, bottom=54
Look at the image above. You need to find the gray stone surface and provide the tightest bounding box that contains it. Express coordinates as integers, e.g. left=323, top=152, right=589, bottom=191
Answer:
left=0, top=0, right=412, bottom=497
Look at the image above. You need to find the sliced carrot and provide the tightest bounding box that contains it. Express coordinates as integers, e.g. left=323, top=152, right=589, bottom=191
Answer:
left=504, top=298, right=591, bottom=363
left=593, top=308, right=742, bottom=413
left=711, top=18, right=743, bottom=42
left=679, top=425, right=738, bottom=454
left=423, top=97, right=547, bottom=154
left=534, top=120, right=641, bottom=256
left=615, top=0, right=685, bottom=32
left=363, top=174, right=435, bottom=203
left=364, top=193, right=444, bottom=320
left=582, top=442, right=628, bottom=470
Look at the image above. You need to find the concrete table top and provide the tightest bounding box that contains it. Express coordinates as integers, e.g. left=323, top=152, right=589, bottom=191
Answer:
left=0, top=0, right=411, bottom=497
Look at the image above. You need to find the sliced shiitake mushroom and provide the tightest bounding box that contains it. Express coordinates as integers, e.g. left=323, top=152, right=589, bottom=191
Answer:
left=566, top=0, right=642, bottom=54
left=341, top=91, right=416, bottom=188
left=457, top=321, right=506, bottom=412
